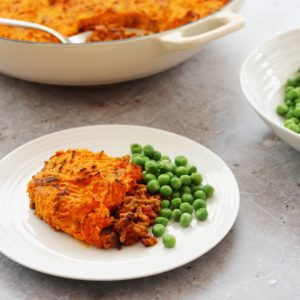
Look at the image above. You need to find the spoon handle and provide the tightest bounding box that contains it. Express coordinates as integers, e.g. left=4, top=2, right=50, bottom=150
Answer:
left=0, top=18, right=68, bottom=43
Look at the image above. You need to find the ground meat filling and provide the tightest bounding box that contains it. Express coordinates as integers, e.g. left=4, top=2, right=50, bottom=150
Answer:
left=112, top=184, right=161, bottom=247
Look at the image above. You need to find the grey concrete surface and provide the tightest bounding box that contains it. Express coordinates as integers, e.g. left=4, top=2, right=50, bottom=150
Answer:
left=0, top=0, right=299, bottom=299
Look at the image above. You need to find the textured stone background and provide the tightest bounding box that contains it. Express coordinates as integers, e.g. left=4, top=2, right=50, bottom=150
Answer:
left=0, top=0, right=299, bottom=299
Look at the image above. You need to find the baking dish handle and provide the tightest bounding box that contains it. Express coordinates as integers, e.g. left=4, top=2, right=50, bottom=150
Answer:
left=159, top=11, right=244, bottom=51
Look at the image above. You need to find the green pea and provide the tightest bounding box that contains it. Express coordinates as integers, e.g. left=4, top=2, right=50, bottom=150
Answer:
left=152, top=224, right=166, bottom=237
left=293, top=85, right=300, bottom=93
left=130, top=143, right=142, bottom=154
left=175, top=155, right=188, bottom=166
left=191, top=173, right=203, bottom=185
left=180, top=186, right=192, bottom=195
left=294, top=107, right=300, bottom=118
left=158, top=174, right=170, bottom=185
left=170, top=177, right=182, bottom=190
left=187, top=165, right=197, bottom=175
left=160, top=155, right=171, bottom=162
left=163, top=234, right=176, bottom=248
left=202, top=184, right=215, bottom=198
left=143, top=145, right=155, bottom=158
left=276, top=104, right=288, bottom=116
left=159, top=160, right=173, bottom=173
left=285, top=88, right=292, bottom=95
left=144, top=173, right=156, bottom=183
left=160, top=208, right=172, bottom=219
left=160, top=199, right=170, bottom=209
left=191, top=185, right=201, bottom=193
left=152, top=150, right=161, bottom=161
left=145, top=160, right=158, bottom=174
left=131, top=155, right=146, bottom=167
left=195, top=208, right=208, bottom=221
left=181, top=193, right=194, bottom=204
left=142, top=170, right=147, bottom=177
left=289, top=117, right=299, bottom=124
left=193, top=199, right=207, bottom=210
left=171, top=197, right=182, bottom=209
left=180, top=202, right=193, bottom=214
left=176, top=166, right=188, bottom=177
left=284, top=119, right=295, bottom=127
left=172, top=191, right=181, bottom=198
left=179, top=213, right=192, bottom=228
left=147, top=179, right=160, bottom=193
left=286, top=79, right=296, bottom=87
left=286, top=123, right=299, bottom=133
left=286, top=89, right=298, bottom=101
left=172, top=209, right=182, bottom=222
left=160, top=185, right=173, bottom=197
left=194, top=190, right=206, bottom=200
left=155, top=217, right=168, bottom=226
left=180, top=175, right=191, bottom=186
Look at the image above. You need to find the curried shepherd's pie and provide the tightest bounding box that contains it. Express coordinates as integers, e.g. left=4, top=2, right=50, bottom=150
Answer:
left=0, top=0, right=229, bottom=42
left=27, top=149, right=161, bottom=249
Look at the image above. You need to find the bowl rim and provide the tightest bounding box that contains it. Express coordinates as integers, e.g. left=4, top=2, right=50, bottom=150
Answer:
left=0, top=0, right=237, bottom=47
left=240, top=26, right=300, bottom=141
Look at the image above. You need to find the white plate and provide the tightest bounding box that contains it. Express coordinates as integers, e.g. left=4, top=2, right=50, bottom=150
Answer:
left=0, top=125, right=239, bottom=281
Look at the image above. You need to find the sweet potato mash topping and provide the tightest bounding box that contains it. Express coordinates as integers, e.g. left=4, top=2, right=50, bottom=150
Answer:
left=0, top=0, right=229, bottom=42
left=27, top=149, right=160, bottom=249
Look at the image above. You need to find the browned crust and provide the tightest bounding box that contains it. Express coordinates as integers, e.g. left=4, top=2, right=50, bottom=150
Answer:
left=27, top=149, right=160, bottom=249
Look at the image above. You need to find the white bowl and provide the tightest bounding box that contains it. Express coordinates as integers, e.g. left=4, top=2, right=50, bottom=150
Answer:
left=240, top=28, right=300, bottom=152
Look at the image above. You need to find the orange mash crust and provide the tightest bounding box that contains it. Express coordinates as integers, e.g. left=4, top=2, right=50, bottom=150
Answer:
left=27, top=149, right=160, bottom=249
left=0, top=0, right=229, bottom=42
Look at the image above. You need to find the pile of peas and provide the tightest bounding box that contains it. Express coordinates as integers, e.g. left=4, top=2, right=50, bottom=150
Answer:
left=276, top=70, right=300, bottom=134
left=130, top=143, right=215, bottom=249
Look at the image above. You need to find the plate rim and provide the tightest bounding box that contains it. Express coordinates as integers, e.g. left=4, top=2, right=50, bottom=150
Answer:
left=0, top=124, right=240, bottom=281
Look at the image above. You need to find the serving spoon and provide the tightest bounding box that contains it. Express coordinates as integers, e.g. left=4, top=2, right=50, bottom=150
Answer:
left=0, top=17, right=145, bottom=43
left=0, top=17, right=92, bottom=43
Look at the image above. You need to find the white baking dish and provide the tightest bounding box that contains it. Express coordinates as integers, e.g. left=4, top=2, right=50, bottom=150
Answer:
left=0, top=0, right=244, bottom=86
